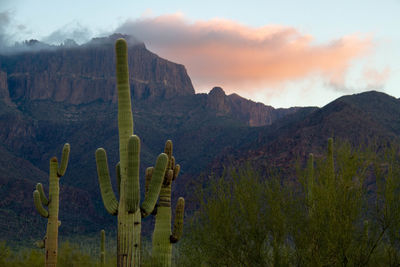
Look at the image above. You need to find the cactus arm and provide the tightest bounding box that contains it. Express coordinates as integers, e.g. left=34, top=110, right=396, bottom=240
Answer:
left=35, top=239, right=45, bottom=249
left=173, top=164, right=180, bottom=181
left=116, top=162, right=121, bottom=198
left=57, top=143, right=70, bottom=177
left=145, top=167, right=154, bottom=196
left=170, top=197, right=185, bottom=243
left=145, top=167, right=157, bottom=215
left=164, top=140, right=173, bottom=168
left=166, top=170, right=173, bottom=184
left=141, top=153, right=168, bottom=217
left=96, top=148, right=118, bottom=215
left=170, top=156, right=175, bottom=171
left=36, top=183, right=49, bottom=206
left=33, top=190, right=49, bottom=218
left=126, top=135, right=140, bottom=213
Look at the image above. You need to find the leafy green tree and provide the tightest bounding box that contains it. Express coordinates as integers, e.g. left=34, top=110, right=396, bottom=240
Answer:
left=179, top=167, right=293, bottom=266
left=292, top=140, right=373, bottom=266
left=179, top=139, right=400, bottom=266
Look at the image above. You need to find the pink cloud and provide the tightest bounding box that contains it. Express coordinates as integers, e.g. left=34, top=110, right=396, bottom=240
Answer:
left=363, top=67, right=391, bottom=89
left=116, top=14, right=374, bottom=95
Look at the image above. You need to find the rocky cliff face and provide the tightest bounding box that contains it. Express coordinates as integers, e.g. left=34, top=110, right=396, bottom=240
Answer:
left=0, top=35, right=195, bottom=105
left=206, top=87, right=301, bottom=127
left=0, top=36, right=302, bottom=127
left=0, top=70, right=13, bottom=105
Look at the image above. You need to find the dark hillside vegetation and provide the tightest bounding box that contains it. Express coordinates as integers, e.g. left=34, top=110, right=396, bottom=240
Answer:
left=178, top=140, right=400, bottom=266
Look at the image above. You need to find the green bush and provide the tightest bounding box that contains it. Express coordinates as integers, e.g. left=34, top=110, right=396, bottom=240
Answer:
left=179, top=140, right=400, bottom=266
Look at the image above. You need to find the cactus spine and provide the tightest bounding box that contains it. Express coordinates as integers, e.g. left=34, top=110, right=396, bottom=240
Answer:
left=152, top=140, right=185, bottom=267
left=95, top=38, right=168, bottom=267
left=33, top=143, right=70, bottom=267
left=100, top=230, right=105, bottom=267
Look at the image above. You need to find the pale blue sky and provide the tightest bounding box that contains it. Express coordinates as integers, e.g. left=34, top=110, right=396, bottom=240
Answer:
left=1, top=0, right=399, bottom=107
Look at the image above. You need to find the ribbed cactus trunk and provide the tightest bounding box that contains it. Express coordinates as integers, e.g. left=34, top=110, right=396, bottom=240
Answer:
left=33, top=143, right=70, bottom=267
left=152, top=141, right=185, bottom=267
left=115, top=37, right=139, bottom=267
left=152, top=186, right=173, bottom=265
left=96, top=38, right=168, bottom=267
left=45, top=158, right=60, bottom=267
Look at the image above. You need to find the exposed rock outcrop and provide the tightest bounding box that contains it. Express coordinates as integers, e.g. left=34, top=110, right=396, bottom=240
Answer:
left=206, top=86, right=301, bottom=126
left=0, top=70, right=13, bottom=105
left=1, top=35, right=195, bottom=105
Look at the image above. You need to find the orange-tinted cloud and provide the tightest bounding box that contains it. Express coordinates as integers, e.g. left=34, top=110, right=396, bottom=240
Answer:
left=116, top=14, right=374, bottom=95
left=363, top=67, right=390, bottom=89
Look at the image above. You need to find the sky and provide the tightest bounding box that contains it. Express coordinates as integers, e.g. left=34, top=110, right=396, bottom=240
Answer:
left=0, top=0, right=399, bottom=108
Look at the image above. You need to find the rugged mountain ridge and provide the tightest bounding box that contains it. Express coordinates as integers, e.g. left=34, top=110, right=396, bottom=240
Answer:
left=0, top=34, right=302, bottom=127
left=0, top=34, right=195, bottom=105
left=206, top=86, right=301, bottom=126
left=210, top=91, right=400, bottom=175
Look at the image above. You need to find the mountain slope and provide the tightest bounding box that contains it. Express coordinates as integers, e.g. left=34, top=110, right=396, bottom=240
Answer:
left=213, top=91, right=400, bottom=174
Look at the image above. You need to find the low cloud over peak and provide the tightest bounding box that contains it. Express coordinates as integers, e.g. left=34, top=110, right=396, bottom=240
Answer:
left=115, top=14, right=377, bottom=96
left=0, top=11, right=12, bottom=47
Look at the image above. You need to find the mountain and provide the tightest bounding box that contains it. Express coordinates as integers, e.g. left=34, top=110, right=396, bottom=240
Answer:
left=206, top=86, right=301, bottom=127
left=0, top=34, right=304, bottom=244
left=211, top=91, right=400, bottom=175
left=0, top=34, right=194, bottom=105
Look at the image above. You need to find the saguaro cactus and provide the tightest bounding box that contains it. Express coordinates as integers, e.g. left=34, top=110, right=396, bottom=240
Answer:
left=327, top=137, right=334, bottom=178
left=306, top=153, right=314, bottom=204
left=95, top=38, right=168, bottom=267
left=33, top=143, right=70, bottom=267
left=152, top=140, right=185, bottom=267
left=100, top=230, right=105, bottom=267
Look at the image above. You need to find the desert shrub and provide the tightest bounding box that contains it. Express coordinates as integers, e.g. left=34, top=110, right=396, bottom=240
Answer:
left=179, top=140, right=400, bottom=266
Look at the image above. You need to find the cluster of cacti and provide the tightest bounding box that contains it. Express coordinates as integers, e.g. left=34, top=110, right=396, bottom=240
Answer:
left=95, top=38, right=178, bottom=267
left=151, top=140, right=185, bottom=267
left=31, top=38, right=185, bottom=267
left=33, top=143, right=70, bottom=267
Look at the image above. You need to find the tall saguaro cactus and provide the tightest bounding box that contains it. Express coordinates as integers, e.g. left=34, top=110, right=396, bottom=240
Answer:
left=95, top=38, right=168, bottom=267
left=306, top=153, right=314, bottom=204
left=33, top=143, right=70, bottom=267
left=100, top=230, right=105, bottom=267
left=152, top=140, right=185, bottom=267
left=327, top=137, right=334, bottom=178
